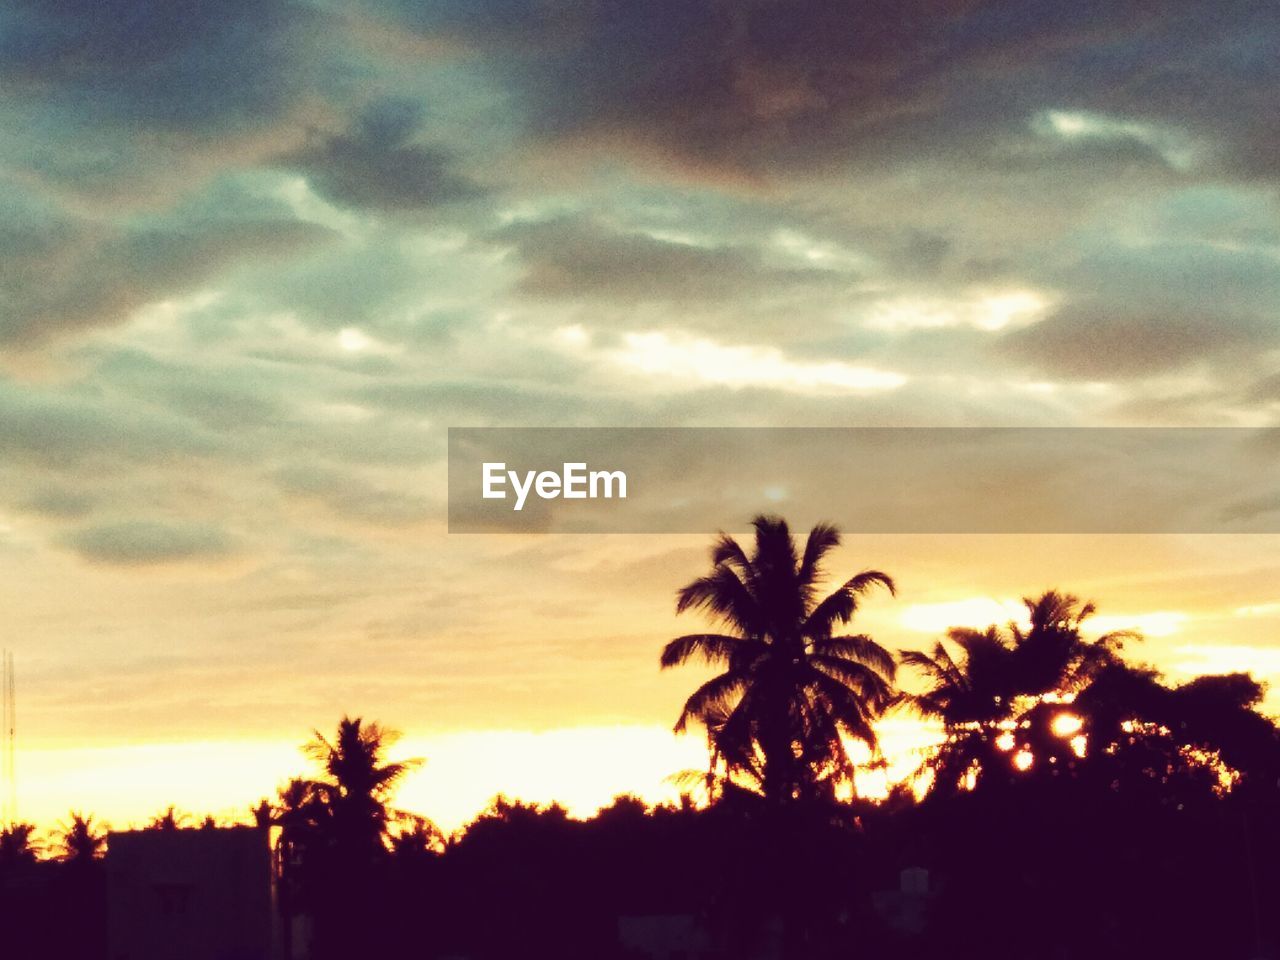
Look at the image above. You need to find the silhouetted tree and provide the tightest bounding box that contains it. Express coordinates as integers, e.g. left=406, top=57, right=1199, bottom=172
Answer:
left=296, top=716, right=422, bottom=959
left=304, top=715, right=421, bottom=862
left=902, top=591, right=1132, bottom=794
left=1070, top=663, right=1280, bottom=803
left=0, top=822, right=39, bottom=867
left=145, top=805, right=187, bottom=831
left=56, top=812, right=106, bottom=864
left=657, top=517, right=901, bottom=955
left=389, top=815, right=443, bottom=860
left=250, top=798, right=273, bottom=829
left=663, top=516, right=897, bottom=806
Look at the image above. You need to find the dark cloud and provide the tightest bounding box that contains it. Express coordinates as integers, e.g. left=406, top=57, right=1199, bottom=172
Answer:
left=0, top=0, right=353, bottom=205
left=993, top=235, right=1280, bottom=382
left=996, top=302, right=1277, bottom=381
left=280, top=98, right=482, bottom=212
left=0, top=0, right=323, bottom=133
left=496, top=214, right=850, bottom=302
left=0, top=205, right=331, bottom=345
left=0, top=377, right=221, bottom=469
left=416, top=0, right=1278, bottom=182
left=61, top=519, right=237, bottom=565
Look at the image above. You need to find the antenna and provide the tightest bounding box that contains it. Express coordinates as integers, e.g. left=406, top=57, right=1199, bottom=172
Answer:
left=2, top=650, right=13, bottom=826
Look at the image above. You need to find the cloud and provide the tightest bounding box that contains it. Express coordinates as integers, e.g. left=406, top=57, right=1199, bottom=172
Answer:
left=0, top=0, right=323, bottom=133
left=0, top=376, right=221, bottom=469
left=403, top=1, right=1279, bottom=185
left=901, top=597, right=1029, bottom=633
left=604, top=330, right=906, bottom=394
left=272, top=464, right=435, bottom=527
left=0, top=0, right=345, bottom=205
left=995, top=302, right=1277, bottom=381
left=1245, top=373, right=1280, bottom=404
left=355, top=378, right=629, bottom=425
left=18, top=488, right=95, bottom=519
left=496, top=214, right=851, bottom=302
left=1170, top=644, right=1280, bottom=680
left=993, top=239, right=1280, bottom=382
left=278, top=98, right=482, bottom=212
left=61, top=519, right=238, bottom=566
left=0, top=196, right=331, bottom=345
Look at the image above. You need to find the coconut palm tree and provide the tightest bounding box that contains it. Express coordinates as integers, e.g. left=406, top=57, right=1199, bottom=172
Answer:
left=661, top=515, right=897, bottom=806
left=57, top=811, right=107, bottom=864
left=901, top=590, right=1133, bottom=794
left=301, top=717, right=422, bottom=960
left=900, top=625, right=1015, bottom=725
left=304, top=716, right=421, bottom=861
left=1007, top=591, right=1129, bottom=696
left=0, top=822, right=39, bottom=867
left=899, top=625, right=1017, bottom=794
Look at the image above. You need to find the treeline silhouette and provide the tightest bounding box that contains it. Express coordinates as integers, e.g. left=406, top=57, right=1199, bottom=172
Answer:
left=3, top=515, right=1280, bottom=959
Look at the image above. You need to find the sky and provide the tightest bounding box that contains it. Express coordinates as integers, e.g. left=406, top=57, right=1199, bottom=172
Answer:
left=1, top=0, right=1279, bottom=834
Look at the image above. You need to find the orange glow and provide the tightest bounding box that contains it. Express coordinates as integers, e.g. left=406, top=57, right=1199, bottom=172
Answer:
left=1178, top=745, right=1242, bottom=797
left=995, top=731, right=1016, bottom=752
left=1070, top=734, right=1088, bottom=758
left=15, top=717, right=952, bottom=833
left=1013, top=750, right=1034, bottom=771
left=1051, top=713, right=1083, bottom=737
left=15, top=727, right=712, bottom=836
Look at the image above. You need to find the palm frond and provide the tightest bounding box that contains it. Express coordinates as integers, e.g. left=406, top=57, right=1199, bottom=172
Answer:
left=675, top=565, right=759, bottom=633
left=675, top=670, right=748, bottom=733
left=803, top=569, right=895, bottom=636
left=806, top=669, right=879, bottom=751
left=751, top=515, right=798, bottom=574
left=660, top=633, right=753, bottom=669
left=810, top=654, right=895, bottom=709
left=710, top=533, right=755, bottom=583
left=811, top=634, right=897, bottom=681
left=798, top=522, right=841, bottom=588
left=898, top=647, right=951, bottom=681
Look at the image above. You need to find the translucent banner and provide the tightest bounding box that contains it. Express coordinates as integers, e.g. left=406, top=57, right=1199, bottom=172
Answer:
left=447, top=427, right=1280, bottom=534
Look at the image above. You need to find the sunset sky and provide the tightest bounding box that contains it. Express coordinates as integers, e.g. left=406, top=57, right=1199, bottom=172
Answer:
left=2, top=1, right=1279, bottom=833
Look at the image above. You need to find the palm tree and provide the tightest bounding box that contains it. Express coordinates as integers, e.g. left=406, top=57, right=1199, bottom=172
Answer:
left=901, top=590, right=1133, bottom=794
left=0, top=822, right=40, bottom=867
left=1006, top=591, right=1129, bottom=697
left=661, top=515, right=897, bottom=806
left=57, top=812, right=107, bottom=864
left=899, top=625, right=1017, bottom=793
left=304, top=715, right=421, bottom=861
left=900, top=625, right=1015, bottom=725
left=301, top=717, right=422, bottom=960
